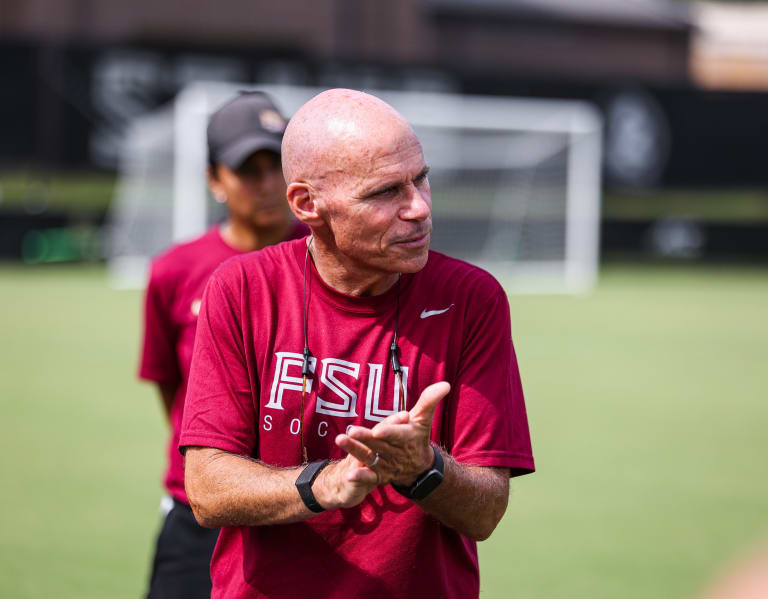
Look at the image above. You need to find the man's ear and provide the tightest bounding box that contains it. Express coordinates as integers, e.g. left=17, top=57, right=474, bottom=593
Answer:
left=286, top=182, right=324, bottom=227
left=206, top=166, right=227, bottom=204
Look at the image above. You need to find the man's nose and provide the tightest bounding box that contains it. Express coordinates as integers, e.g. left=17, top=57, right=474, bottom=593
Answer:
left=401, top=183, right=431, bottom=221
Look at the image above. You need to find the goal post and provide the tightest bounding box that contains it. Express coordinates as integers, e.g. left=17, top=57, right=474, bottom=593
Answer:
left=107, top=82, right=602, bottom=293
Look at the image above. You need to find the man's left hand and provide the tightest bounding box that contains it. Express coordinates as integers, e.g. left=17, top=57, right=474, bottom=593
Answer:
left=335, top=381, right=450, bottom=487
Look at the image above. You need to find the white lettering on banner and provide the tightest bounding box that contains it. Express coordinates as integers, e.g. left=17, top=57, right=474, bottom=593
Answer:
left=316, top=358, right=360, bottom=417
left=266, top=352, right=316, bottom=410
left=318, top=421, right=328, bottom=437
left=263, top=415, right=273, bottom=431
left=365, top=363, right=409, bottom=422
left=289, top=418, right=301, bottom=435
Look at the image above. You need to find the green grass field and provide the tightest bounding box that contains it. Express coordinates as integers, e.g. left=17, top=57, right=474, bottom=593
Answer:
left=1, top=263, right=767, bottom=598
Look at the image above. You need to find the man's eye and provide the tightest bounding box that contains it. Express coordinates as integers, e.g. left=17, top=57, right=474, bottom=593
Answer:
left=373, top=187, right=397, bottom=197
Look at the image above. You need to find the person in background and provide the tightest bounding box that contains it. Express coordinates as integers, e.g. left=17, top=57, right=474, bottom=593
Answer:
left=138, top=91, right=308, bottom=599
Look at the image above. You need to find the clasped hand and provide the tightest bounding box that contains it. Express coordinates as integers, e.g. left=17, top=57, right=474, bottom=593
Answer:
left=313, top=382, right=450, bottom=510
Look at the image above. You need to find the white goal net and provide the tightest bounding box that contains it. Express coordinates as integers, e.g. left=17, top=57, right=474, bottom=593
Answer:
left=107, top=82, right=602, bottom=293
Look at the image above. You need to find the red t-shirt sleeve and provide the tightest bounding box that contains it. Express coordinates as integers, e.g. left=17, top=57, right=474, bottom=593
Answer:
left=441, top=276, right=535, bottom=477
left=179, top=265, right=257, bottom=456
left=139, top=262, right=181, bottom=384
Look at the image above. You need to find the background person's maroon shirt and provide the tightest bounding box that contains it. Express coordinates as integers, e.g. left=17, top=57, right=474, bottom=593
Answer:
left=180, top=239, right=534, bottom=599
left=139, top=223, right=308, bottom=504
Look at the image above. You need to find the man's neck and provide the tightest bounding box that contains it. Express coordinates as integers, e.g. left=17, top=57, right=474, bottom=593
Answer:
left=308, top=237, right=398, bottom=297
left=221, top=219, right=292, bottom=252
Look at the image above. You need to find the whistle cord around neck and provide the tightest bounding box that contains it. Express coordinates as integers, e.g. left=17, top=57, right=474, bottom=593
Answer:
left=300, top=240, right=404, bottom=461
left=300, top=236, right=313, bottom=463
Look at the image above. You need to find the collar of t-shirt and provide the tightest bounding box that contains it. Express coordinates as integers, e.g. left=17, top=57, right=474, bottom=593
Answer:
left=290, top=239, right=415, bottom=316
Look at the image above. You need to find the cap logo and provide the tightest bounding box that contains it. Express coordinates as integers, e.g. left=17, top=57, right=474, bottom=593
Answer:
left=259, top=109, right=286, bottom=133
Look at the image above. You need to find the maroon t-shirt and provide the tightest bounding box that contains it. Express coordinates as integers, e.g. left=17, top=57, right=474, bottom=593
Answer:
left=139, top=223, right=308, bottom=504
left=180, top=239, right=534, bottom=599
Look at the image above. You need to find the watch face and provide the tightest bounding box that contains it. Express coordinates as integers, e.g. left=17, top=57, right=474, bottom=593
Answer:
left=411, top=470, right=444, bottom=500
left=392, top=446, right=445, bottom=500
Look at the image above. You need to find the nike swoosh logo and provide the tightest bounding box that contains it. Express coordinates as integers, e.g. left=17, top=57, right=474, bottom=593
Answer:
left=420, top=304, right=455, bottom=319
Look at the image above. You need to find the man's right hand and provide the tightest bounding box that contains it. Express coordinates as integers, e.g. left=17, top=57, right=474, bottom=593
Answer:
left=312, top=455, right=379, bottom=510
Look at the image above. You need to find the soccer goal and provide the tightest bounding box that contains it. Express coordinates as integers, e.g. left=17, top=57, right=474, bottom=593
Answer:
left=107, top=82, right=602, bottom=293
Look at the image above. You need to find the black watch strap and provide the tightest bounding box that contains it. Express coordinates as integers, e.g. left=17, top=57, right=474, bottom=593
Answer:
left=392, top=445, right=445, bottom=500
left=296, top=459, right=330, bottom=513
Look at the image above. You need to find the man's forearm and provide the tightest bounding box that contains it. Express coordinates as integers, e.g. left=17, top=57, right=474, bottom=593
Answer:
left=416, top=453, right=509, bottom=542
left=184, top=446, right=378, bottom=528
left=185, top=447, right=314, bottom=528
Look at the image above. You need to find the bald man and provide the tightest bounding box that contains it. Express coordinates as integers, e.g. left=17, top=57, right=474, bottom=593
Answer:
left=180, top=89, right=534, bottom=599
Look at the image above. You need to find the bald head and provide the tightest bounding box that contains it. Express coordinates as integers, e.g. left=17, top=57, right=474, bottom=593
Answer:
left=282, top=89, right=416, bottom=186
left=282, top=89, right=432, bottom=290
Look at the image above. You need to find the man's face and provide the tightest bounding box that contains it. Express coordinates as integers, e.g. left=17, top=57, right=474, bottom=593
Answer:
left=212, top=150, right=289, bottom=228
left=319, top=129, right=432, bottom=275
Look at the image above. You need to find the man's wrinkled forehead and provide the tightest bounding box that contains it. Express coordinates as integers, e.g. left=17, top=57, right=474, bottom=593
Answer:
left=323, top=126, right=424, bottom=191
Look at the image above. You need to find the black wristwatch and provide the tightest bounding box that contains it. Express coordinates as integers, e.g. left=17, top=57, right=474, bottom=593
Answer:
left=295, top=459, right=330, bottom=513
left=392, top=445, right=444, bottom=500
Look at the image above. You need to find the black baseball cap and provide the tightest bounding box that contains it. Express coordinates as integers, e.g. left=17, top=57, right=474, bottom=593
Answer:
left=207, top=91, right=287, bottom=170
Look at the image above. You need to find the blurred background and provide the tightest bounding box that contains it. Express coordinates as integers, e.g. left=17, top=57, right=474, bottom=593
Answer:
left=1, top=0, right=767, bottom=597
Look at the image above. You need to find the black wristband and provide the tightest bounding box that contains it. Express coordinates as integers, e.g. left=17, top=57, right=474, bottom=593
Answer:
left=392, top=445, right=445, bottom=500
left=295, top=459, right=330, bottom=513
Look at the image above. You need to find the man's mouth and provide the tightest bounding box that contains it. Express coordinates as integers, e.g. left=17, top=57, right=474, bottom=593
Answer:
left=392, top=231, right=431, bottom=248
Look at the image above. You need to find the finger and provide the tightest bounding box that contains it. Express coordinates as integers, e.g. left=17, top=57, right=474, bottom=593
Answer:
left=381, top=411, right=410, bottom=426
left=345, top=428, right=401, bottom=458
left=370, top=412, right=409, bottom=431
left=357, top=421, right=415, bottom=448
left=349, top=425, right=408, bottom=449
left=410, top=381, right=450, bottom=425
left=345, top=424, right=373, bottom=438
left=369, top=423, right=412, bottom=444
left=346, top=426, right=376, bottom=443
left=343, top=426, right=386, bottom=455
left=335, top=434, right=377, bottom=465
left=349, top=436, right=401, bottom=457
left=346, top=465, right=378, bottom=486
